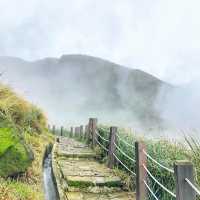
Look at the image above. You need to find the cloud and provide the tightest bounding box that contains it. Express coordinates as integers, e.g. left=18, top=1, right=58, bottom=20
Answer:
left=0, top=0, right=200, bottom=84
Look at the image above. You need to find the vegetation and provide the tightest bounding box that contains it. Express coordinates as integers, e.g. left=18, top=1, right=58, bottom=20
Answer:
left=0, top=128, right=33, bottom=178
left=185, top=136, right=200, bottom=185
left=93, top=126, right=199, bottom=200
left=0, top=84, right=54, bottom=200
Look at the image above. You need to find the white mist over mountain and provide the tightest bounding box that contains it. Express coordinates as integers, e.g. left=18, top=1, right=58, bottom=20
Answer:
left=0, top=55, right=167, bottom=127
left=0, top=55, right=199, bottom=137
left=0, top=1, right=200, bottom=138
left=1, top=0, right=200, bottom=84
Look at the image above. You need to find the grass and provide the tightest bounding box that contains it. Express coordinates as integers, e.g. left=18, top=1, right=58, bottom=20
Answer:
left=185, top=136, right=200, bottom=185
left=0, top=178, right=43, bottom=200
left=85, top=125, right=199, bottom=200
left=0, top=83, right=54, bottom=200
left=62, top=128, right=200, bottom=200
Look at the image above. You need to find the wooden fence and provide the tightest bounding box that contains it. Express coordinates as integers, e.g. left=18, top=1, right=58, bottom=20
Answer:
left=49, top=118, right=200, bottom=200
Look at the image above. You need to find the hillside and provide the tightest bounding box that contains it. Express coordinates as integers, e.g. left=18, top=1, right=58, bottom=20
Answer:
left=0, top=55, right=172, bottom=127
left=0, top=84, right=54, bottom=200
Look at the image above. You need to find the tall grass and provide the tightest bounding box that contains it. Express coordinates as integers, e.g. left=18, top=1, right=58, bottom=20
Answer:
left=67, top=124, right=200, bottom=199
left=0, top=83, right=54, bottom=200
left=0, top=84, right=47, bottom=133
left=185, top=136, right=200, bottom=185
left=95, top=125, right=196, bottom=200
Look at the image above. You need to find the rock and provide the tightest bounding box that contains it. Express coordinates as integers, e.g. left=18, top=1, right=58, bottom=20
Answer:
left=0, top=128, right=34, bottom=178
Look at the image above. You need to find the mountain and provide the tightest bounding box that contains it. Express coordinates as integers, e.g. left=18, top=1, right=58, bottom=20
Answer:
left=0, top=54, right=172, bottom=127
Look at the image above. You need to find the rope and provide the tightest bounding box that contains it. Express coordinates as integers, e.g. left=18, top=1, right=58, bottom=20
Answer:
left=114, top=142, right=136, bottom=163
left=116, top=134, right=135, bottom=149
left=143, top=180, right=159, bottom=200
left=95, top=130, right=109, bottom=142
left=143, top=164, right=176, bottom=198
left=95, top=138, right=109, bottom=152
left=185, top=178, right=200, bottom=196
left=113, top=153, right=136, bottom=176
left=143, top=150, right=174, bottom=174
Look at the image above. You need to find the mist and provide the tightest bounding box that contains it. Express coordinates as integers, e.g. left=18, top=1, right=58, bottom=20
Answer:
left=0, top=55, right=164, bottom=127
left=0, top=54, right=199, bottom=141
left=1, top=0, right=200, bottom=84
left=0, top=1, right=200, bottom=139
left=156, top=81, right=200, bottom=129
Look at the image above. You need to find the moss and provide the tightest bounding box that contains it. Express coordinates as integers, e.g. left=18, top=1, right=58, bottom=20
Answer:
left=0, top=131, right=54, bottom=200
left=67, top=180, right=94, bottom=188
left=100, top=179, right=122, bottom=188
left=0, top=128, right=33, bottom=177
left=0, top=128, right=16, bottom=156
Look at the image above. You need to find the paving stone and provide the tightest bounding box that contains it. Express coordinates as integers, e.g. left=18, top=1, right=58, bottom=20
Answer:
left=56, top=137, right=96, bottom=158
left=66, top=192, right=135, bottom=200
left=54, top=137, right=135, bottom=199
left=58, top=159, right=122, bottom=187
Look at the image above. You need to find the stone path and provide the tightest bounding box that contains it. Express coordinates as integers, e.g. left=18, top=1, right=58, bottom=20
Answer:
left=52, top=137, right=135, bottom=200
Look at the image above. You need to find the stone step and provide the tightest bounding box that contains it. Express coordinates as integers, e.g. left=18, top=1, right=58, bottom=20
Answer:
left=53, top=138, right=136, bottom=199
left=66, top=191, right=135, bottom=200
left=58, top=158, right=122, bottom=189
left=56, top=137, right=96, bottom=159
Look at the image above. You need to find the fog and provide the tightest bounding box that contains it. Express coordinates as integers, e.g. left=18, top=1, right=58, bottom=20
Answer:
left=0, top=56, right=157, bottom=127
left=1, top=0, right=200, bottom=84
left=0, top=1, right=200, bottom=138
left=0, top=55, right=199, bottom=139
left=156, top=82, right=200, bottom=129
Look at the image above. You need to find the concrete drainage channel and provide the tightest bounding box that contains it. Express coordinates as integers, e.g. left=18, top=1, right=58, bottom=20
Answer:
left=43, top=144, right=59, bottom=200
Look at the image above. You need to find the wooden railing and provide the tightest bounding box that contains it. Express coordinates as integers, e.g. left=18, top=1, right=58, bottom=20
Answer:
left=49, top=118, right=200, bottom=200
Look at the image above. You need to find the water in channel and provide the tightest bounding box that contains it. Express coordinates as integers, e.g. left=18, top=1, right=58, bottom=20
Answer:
left=43, top=153, right=59, bottom=200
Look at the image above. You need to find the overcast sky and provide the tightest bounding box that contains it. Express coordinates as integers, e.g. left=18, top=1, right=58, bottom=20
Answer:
left=0, top=0, right=200, bottom=84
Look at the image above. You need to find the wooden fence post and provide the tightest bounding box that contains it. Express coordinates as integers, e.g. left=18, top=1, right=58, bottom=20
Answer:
left=88, top=119, right=92, bottom=144
left=85, top=125, right=88, bottom=140
left=88, top=118, right=97, bottom=148
left=174, top=161, right=196, bottom=200
left=108, top=127, right=117, bottom=168
left=75, top=127, right=78, bottom=137
left=80, top=125, right=83, bottom=139
left=70, top=127, right=73, bottom=137
left=61, top=126, right=63, bottom=136
left=77, top=127, right=81, bottom=138
left=77, top=127, right=79, bottom=137
left=74, top=127, right=76, bottom=137
left=135, top=141, right=147, bottom=200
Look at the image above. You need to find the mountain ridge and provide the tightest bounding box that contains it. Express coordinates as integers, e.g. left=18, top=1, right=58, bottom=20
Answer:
left=0, top=54, right=172, bottom=127
left=0, top=54, right=170, bottom=84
